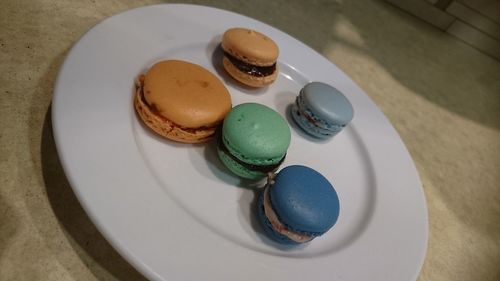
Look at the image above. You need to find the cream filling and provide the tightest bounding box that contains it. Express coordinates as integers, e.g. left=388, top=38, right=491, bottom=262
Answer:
left=263, top=187, right=313, bottom=243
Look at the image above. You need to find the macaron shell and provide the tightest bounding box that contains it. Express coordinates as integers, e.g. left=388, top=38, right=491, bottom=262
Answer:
left=217, top=145, right=265, bottom=180
left=134, top=89, right=214, bottom=143
left=222, top=57, right=278, bottom=87
left=143, top=60, right=231, bottom=128
left=301, top=82, right=354, bottom=125
left=269, top=165, right=340, bottom=234
left=222, top=103, right=291, bottom=165
left=291, top=102, right=338, bottom=139
left=222, top=28, right=279, bottom=66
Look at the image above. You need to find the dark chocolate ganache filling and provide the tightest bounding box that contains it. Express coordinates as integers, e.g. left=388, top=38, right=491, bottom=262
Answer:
left=224, top=51, right=276, bottom=77
left=217, top=129, right=285, bottom=173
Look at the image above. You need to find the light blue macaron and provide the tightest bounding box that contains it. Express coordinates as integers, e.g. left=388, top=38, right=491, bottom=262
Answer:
left=291, top=82, right=354, bottom=139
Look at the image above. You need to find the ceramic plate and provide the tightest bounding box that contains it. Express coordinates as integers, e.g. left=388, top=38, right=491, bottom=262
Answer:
left=52, top=4, right=428, bottom=281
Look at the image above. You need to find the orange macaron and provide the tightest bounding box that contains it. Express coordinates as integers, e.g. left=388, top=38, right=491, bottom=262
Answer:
left=221, top=28, right=279, bottom=87
left=134, top=60, right=232, bottom=143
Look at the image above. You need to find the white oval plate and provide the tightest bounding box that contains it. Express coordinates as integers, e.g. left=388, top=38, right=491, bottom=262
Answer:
left=52, top=4, right=428, bottom=281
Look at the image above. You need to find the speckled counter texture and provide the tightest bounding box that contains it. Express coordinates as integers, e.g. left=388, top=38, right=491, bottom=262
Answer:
left=1, top=0, right=499, bottom=280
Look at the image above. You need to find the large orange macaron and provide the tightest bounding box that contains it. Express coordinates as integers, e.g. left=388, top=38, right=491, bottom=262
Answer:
left=134, top=60, right=232, bottom=143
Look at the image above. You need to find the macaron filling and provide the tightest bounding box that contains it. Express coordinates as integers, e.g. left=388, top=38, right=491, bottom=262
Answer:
left=217, top=131, right=285, bottom=173
left=223, top=51, right=276, bottom=77
left=263, top=186, right=313, bottom=243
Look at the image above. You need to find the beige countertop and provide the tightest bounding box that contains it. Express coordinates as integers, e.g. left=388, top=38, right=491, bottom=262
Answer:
left=1, top=0, right=499, bottom=280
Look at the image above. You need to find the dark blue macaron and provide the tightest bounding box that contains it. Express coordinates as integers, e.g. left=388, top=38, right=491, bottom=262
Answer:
left=257, top=165, right=340, bottom=245
left=291, top=82, right=354, bottom=139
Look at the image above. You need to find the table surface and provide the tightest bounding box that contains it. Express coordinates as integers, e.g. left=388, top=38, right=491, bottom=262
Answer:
left=1, top=1, right=499, bottom=280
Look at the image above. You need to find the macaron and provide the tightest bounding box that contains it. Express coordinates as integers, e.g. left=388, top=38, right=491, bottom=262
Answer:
left=291, top=82, right=354, bottom=139
left=134, top=60, right=232, bottom=143
left=221, top=27, right=279, bottom=87
left=217, top=103, right=291, bottom=180
left=257, top=165, right=340, bottom=245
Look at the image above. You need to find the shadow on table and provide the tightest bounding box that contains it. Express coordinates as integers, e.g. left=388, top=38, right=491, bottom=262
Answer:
left=0, top=192, right=20, bottom=268
left=321, top=0, right=500, bottom=235
left=334, top=0, right=500, bottom=130
left=41, top=108, right=148, bottom=281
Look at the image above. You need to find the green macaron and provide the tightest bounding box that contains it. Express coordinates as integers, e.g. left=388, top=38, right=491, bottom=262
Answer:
left=217, top=103, right=291, bottom=180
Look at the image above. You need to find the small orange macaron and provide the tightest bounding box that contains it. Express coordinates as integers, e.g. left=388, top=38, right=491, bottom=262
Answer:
left=221, top=28, right=279, bottom=87
left=134, top=60, right=232, bottom=143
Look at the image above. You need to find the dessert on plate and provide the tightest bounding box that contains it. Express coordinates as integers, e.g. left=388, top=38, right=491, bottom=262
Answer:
left=221, top=27, right=279, bottom=87
left=134, top=60, right=232, bottom=143
left=292, top=82, right=354, bottom=139
left=217, top=103, right=291, bottom=180
left=258, top=165, right=340, bottom=244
